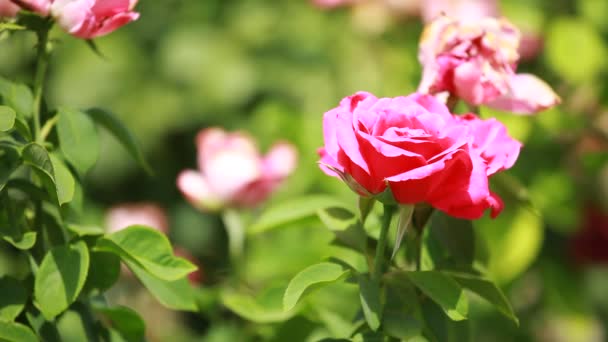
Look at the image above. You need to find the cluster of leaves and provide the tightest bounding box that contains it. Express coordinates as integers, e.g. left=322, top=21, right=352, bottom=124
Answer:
left=0, top=23, right=198, bottom=342
left=254, top=198, right=519, bottom=341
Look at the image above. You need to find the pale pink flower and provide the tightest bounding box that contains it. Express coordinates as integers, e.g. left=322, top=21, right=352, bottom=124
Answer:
left=105, top=202, right=169, bottom=234
left=418, top=15, right=560, bottom=114
left=0, top=0, right=20, bottom=17
left=51, top=0, right=139, bottom=39
left=177, top=128, right=297, bottom=212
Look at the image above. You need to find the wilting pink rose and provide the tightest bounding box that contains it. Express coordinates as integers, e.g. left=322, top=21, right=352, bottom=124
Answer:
left=106, top=202, right=169, bottom=234
left=455, top=113, right=521, bottom=176
left=0, top=0, right=19, bottom=17
left=177, top=128, right=297, bottom=212
left=50, top=0, right=139, bottom=39
left=319, top=91, right=508, bottom=219
left=421, top=0, right=497, bottom=23
left=418, top=15, right=560, bottom=114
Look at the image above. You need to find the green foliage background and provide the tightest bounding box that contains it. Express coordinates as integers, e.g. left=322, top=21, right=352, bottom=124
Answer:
left=2, top=0, right=608, bottom=340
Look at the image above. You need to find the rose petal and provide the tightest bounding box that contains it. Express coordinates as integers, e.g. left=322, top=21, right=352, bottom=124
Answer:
left=486, top=73, right=561, bottom=114
left=176, top=170, right=223, bottom=211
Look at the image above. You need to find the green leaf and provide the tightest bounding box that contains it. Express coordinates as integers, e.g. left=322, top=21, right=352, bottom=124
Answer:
left=0, top=277, right=27, bottom=322
left=125, top=259, right=196, bottom=312
left=392, top=205, right=414, bottom=259
left=317, top=206, right=367, bottom=252
left=358, top=276, right=382, bottom=331
left=383, top=273, right=423, bottom=339
left=57, top=107, right=99, bottom=175
left=283, top=262, right=350, bottom=312
left=429, top=212, right=475, bottom=266
left=223, top=285, right=295, bottom=323
left=56, top=303, right=98, bottom=342
left=0, top=321, right=38, bottom=342
left=407, top=271, right=468, bottom=321
left=96, top=225, right=197, bottom=281
left=93, top=304, right=145, bottom=342
left=0, top=105, right=15, bottom=131
left=34, top=241, right=90, bottom=320
left=84, top=251, right=121, bottom=293
left=22, top=143, right=58, bottom=204
left=25, top=307, right=61, bottom=342
left=446, top=272, right=518, bottom=325
left=2, top=231, right=36, bottom=250
left=13, top=117, right=32, bottom=141
left=250, top=195, right=342, bottom=235
left=85, top=108, right=152, bottom=174
left=0, top=144, right=21, bottom=192
left=50, top=154, right=75, bottom=205
left=0, top=81, right=33, bottom=119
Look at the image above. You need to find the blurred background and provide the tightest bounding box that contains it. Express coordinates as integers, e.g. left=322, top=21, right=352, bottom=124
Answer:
left=2, top=0, right=608, bottom=341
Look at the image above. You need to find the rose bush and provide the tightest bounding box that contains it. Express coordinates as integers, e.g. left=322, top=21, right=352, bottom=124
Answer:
left=178, top=127, right=297, bottom=212
left=319, top=91, right=521, bottom=219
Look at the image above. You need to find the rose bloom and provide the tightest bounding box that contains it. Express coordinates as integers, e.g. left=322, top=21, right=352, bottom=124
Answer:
left=418, top=15, right=559, bottom=114
left=177, top=128, right=297, bottom=212
left=319, top=91, right=521, bottom=219
left=105, top=202, right=169, bottom=234
left=51, top=0, right=139, bottom=38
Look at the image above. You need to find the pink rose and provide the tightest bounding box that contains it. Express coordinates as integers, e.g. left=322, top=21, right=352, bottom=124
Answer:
left=177, top=128, right=298, bottom=212
left=319, top=91, right=506, bottom=219
left=51, top=0, right=139, bottom=39
left=418, top=15, right=560, bottom=114
left=105, top=202, right=169, bottom=234
left=0, top=0, right=19, bottom=17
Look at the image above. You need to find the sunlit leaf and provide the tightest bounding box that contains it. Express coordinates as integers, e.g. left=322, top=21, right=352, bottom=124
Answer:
left=283, top=262, right=350, bottom=312
left=96, top=225, right=197, bottom=281
left=57, top=107, right=99, bottom=175
left=34, top=241, right=90, bottom=320
left=250, top=195, right=342, bottom=235
left=407, top=271, right=468, bottom=321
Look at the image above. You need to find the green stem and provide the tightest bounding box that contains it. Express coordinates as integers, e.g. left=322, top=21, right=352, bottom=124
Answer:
left=33, top=25, right=51, bottom=143
left=221, top=209, right=245, bottom=277
left=372, top=205, right=394, bottom=281
left=39, top=114, right=58, bottom=142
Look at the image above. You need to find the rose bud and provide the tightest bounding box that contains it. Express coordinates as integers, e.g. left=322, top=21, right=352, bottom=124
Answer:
left=105, top=202, right=169, bottom=234
left=51, top=0, right=139, bottom=39
left=177, top=128, right=297, bottom=212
